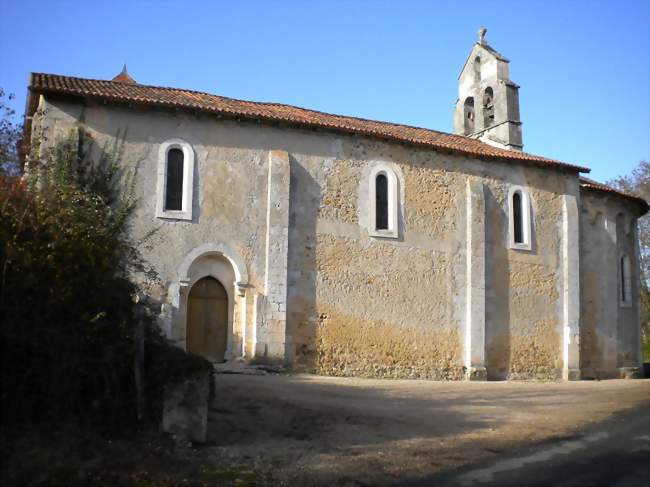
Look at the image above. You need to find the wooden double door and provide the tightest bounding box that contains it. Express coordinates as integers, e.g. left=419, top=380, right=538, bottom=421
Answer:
left=187, top=276, right=228, bottom=362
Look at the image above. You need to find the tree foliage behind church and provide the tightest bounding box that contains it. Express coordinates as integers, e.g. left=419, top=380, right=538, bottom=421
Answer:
left=0, top=89, right=21, bottom=176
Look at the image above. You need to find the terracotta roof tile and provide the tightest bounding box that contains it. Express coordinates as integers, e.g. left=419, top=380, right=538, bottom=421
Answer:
left=28, top=72, right=590, bottom=173
left=579, top=177, right=649, bottom=213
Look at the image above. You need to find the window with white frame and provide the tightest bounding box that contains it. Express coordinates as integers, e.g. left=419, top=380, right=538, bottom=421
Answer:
left=620, top=254, right=632, bottom=306
left=369, top=165, right=399, bottom=238
left=156, top=139, right=195, bottom=220
left=508, top=186, right=531, bottom=250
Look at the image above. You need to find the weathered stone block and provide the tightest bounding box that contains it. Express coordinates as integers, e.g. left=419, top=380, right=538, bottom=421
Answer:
left=162, top=371, right=210, bottom=443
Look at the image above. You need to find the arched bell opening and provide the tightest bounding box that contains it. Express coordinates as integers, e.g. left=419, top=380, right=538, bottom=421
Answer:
left=464, top=97, right=475, bottom=135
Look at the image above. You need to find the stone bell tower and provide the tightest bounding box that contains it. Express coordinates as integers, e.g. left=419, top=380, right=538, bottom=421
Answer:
left=454, top=27, right=523, bottom=151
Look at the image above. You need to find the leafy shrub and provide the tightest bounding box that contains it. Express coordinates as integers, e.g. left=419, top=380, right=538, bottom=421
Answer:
left=0, top=88, right=21, bottom=176
left=0, top=131, right=143, bottom=423
left=0, top=129, right=210, bottom=426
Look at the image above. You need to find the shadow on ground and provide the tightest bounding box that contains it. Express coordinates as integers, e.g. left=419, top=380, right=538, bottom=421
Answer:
left=399, top=405, right=650, bottom=487
left=204, top=374, right=650, bottom=486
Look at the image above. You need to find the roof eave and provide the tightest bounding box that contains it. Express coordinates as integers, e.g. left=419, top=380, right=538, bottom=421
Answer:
left=27, top=73, right=591, bottom=174
left=580, top=181, right=649, bottom=215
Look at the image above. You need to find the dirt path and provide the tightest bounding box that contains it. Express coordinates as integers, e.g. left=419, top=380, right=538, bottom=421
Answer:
left=204, top=374, right=650, bottom=486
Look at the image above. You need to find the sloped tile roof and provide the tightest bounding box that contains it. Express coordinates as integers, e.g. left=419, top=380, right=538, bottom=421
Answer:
left=579, top=177, right=648, bottom=213
left=28, top=72, right=590, bottom=173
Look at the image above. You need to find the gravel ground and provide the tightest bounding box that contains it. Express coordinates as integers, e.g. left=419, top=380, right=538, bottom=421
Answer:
left=204, top=373, right=650, bottom=486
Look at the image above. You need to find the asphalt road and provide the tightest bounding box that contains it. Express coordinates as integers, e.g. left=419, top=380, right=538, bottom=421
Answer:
left=404, top=406, right=650, bottom=487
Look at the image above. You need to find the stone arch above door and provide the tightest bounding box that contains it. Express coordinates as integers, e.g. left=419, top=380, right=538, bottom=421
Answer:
left=172, top=242, right=250, bottom=360
left=177, top=242, right=249, bottom=289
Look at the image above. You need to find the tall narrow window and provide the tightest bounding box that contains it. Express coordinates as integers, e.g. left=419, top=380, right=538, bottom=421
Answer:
left=473, top=56, right=481, bottom=83
left=620, top=254, right=632, bottom=305
left=513, top=191, right=523, bottom=244
left=375, top=173, right=389, bottom=230
left=165, top=148, right=184, bottom=211
left=367, top=164, right=399, bottom=238
left=156, top=139, right=194, bottom=220
left=508, top=186, right=531, bottom=250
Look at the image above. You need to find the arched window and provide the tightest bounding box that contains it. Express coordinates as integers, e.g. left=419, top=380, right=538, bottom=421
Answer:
left=473, top=56, right=481, bottom=83
left=156, top=139, right=195, bottom=220
left=375, top=173, right=389, bottom=230
left=368, top=164, right=399, bottom=238
left=483, top=87, right=494, bottom=128
left=620, top=254, right=632, bottom=306
left=508, top=186, right=531, bottom=250
left=464, top=97, right=475, bottom=135
left=513, top=191, right=523, bottom=243
left=165, top=148, right=184, bottom=211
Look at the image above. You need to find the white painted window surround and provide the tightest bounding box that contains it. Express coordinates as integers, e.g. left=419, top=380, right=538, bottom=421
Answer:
left=156, top=138, right=195, bottom=221
left=369, top=164, right=399, bottom=238
left=508, top=185, right=532, bottom=250
left=619, top=253, right=632, bottom=307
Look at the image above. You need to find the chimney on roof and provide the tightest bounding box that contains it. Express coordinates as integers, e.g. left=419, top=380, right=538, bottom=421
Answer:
left=112, top=64, right=136, bottom=84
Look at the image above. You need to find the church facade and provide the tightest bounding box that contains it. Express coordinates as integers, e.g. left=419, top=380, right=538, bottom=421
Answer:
left=23, top=30, right=647, bottom=380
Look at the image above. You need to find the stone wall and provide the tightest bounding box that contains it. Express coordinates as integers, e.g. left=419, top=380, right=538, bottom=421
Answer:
left=30, top=95, right=639, bottom=380
left=579, top=191, right=642, bottom=378
left=284, top=130, right=576, bottom=380
left=483, top=174, right=571, bottom=380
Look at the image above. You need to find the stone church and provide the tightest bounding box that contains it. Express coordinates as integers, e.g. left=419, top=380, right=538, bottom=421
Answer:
left=23, top=29, right=647, bottom=380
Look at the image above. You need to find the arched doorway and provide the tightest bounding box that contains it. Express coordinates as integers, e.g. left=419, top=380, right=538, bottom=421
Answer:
left=187, top=276, right=228, bottom=362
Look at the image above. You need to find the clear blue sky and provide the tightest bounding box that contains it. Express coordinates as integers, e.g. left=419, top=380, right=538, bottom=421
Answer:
left=2, top=0, right=648, bottom=182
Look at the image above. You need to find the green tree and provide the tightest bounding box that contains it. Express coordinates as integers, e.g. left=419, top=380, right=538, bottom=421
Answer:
left=0, top=88, right=21, bottom=176
left=0, top=130, right=144, bottom=422
left=1, top=126, right=211, bottom=426
left=608, top=161, right=650, bottom=360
